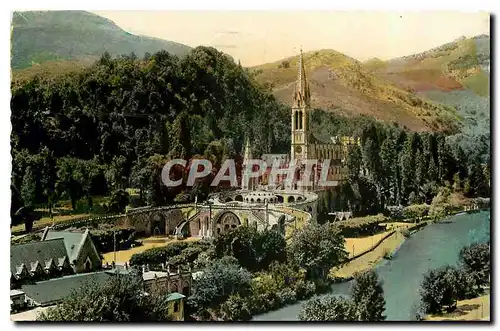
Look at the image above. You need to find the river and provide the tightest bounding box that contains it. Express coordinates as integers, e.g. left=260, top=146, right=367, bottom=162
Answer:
left=253, top=210, right=490, bottom=321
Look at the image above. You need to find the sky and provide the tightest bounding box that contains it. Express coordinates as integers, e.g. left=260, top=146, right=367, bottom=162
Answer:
left=93, top=11, right=490, bottom=66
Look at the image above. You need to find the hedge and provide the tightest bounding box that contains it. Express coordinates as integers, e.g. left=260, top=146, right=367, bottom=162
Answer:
left=335, top=214, right=388, bottom=237
left=129, top=240, right=212, bottom=267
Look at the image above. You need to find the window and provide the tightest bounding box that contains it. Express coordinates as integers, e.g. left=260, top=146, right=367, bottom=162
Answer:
left=174, top=302, right=179, bottom=313
left=84, top=257, right=92, bottom=272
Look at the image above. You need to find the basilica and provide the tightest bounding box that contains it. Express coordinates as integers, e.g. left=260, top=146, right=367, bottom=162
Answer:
left=242, top=49, right=360, bottom=192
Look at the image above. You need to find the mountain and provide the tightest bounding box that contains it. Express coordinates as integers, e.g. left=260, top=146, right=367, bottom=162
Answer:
left=11, top=11, right=192, bottom=70
left=367, top=35, right=490, bottom=97
left=251, top=49, right=460, bottom=133
left=368, top=35, right=490, bottom=139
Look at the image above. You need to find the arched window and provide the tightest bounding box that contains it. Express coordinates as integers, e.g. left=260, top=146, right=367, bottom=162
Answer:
left=294, top=111, right=299, bottom=130
left=174, top=302, right=179, bottom=312
left=84, top=257, right=92, bottom=272
left=299, top=111, right=303, bottom=129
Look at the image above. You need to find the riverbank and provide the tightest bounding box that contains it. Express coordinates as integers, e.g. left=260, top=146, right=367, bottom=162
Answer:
left=331, top=231, right=405, bottom=280
left=424, top=293, right=490, bottom=321
left=330, top=208, right=484, bottom=281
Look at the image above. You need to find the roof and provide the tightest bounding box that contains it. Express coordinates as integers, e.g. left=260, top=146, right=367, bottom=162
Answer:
left=43, top=229, right=88, bottom=262
left=21, top=271, right=115, bottom=306
left=166, top=292, right=185, bottom=302
left=142, top=271, right=169, bottom=281
left=10, top=239, right=69, bottom=275
left=10, top=289, right=25, bottom=296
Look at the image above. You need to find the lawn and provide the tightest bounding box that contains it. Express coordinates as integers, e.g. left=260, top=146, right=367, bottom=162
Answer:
left=330, top=231, right=405, bottom=279
left=425, top=293, right=490, bottom=321
left=102, top=236, right=200, bottom=264
left=344, top=231, right=394, bottom=258
left=11, top=213, right=91, bottom=233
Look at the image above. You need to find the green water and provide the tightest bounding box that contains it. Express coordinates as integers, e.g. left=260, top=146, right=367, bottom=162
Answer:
left=253, top=210, right=490, bottom=321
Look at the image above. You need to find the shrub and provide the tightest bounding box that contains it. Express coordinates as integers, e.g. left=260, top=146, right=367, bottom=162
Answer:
left=351, top=270, right=386, bottom=321
left=336, top=214, right=388, bottom=237
left=129, top=240, right=212, bottom=267
left=219, top=294, right=252, bottom=321
left=276, top=288, right=297, bottom=306
left=420, top=265, right=476, bottom=314
left=304, top=281, right=317, bottom=299
left=189, top=259, right=252, bottom=315
left=298, top=295, right=356, bottom=321
left=403, top=204, right=430, bottom=220
left=459, top=243, right=490, bottom=290
left=90, top=227, right=136, bottom=253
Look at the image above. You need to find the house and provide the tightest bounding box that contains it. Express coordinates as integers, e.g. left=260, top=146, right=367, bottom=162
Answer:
left=11, top=228, right=102, bottom=288
left=21, top=271, right=117, bottom=307
left=166, top=292, right=186, bottom=321
left=10, top=238, right=73, bottom=286
left=10, top=290, right=26, bottom=313
left=142, top=265, right=193, bottom=297
left=41, top=227, right=101, bottom=273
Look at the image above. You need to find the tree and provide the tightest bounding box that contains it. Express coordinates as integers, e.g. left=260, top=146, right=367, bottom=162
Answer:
left=351, top=270, right=386, bottom=321
left=346, top=144, right=363, bottom=182
left=214, top=226, right=286, bottom=271
left=38, top=273, right=172, bottom=321
left=21, top=166, right=37, bottom=208
left=466, top=157, right=489, bottom=198
left=108, top=189, right=130, bottom=213
left=287, top=223, right=348, bottom=280
left=219, top=294, right=252, bottom=321
left=420, top=265, right=475, bottom=314
left=56, top=158, right=82, bottom=211
left=380, top=135, right=398, bottom=205
left=400, top=134, right=416, bottom=204
left=188, top=257, right=252, bottom=315
left=298, top=295, right=356, bottom=321
left=459, top=243, right=490, bottom=290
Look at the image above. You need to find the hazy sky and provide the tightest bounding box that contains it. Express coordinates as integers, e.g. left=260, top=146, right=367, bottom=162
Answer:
left=93, top=11, right=490, bottom=66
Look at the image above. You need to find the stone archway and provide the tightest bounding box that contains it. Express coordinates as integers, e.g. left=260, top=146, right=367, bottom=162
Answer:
left=166, top=209, right=184, bottom=235
left=150, top=213, right=166, bottom=236
left=213, top=211, right=241, bottom=237
left=288, top=196, right=295, bottom=203
left=276, top=195, right=284, bottom=203
left=235, top=195, right=243, bottom=202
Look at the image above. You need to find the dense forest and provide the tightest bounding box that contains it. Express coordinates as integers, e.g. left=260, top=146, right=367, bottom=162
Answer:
left=11, top=47, right=290, bottom=218
left=10, top=46, right=490, bottom=223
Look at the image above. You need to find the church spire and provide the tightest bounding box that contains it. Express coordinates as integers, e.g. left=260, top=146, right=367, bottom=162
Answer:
left=243, top=137, right=252, bottom=162
left=293, top=48, right=310, bottom=108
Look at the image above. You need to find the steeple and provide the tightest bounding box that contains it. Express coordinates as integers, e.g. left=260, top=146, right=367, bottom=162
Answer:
left=242, top=138, right=254, bottom=191
left=243, top=138, right=252, bottom=162
left=293, top=48, right=311, bottom=109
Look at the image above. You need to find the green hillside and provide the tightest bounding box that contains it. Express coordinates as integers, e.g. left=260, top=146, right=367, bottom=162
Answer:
left=371, top=35, right=490, bottom=96
left=11, top=11, right=192, bottom=69
left=251, top=50, right=460, bottom=133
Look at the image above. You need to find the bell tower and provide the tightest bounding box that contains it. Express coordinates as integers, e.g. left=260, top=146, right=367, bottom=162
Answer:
left=291, top=49, right=311, bottom=163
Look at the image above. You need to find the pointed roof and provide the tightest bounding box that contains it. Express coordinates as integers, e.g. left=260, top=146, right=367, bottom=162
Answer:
left=10, top=239, right=68, bottom=275
left=293, top=49, right=311, bottom=108
left=243, top=138, right=252, bottom=162
left=43, top=229, right=89, bottom=262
